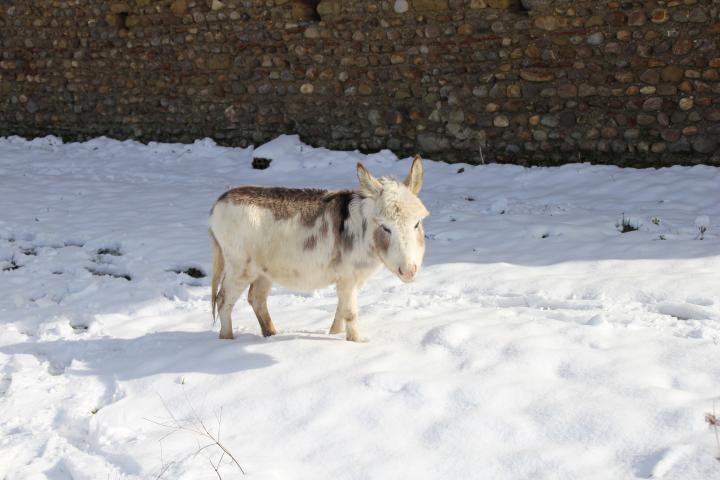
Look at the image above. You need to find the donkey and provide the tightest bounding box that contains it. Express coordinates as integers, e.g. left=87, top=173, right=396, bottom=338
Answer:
left=208, top=155, right=428, bottom=342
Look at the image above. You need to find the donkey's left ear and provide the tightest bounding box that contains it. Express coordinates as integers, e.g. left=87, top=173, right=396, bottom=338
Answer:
left=404, top=154, right=423, bottom=195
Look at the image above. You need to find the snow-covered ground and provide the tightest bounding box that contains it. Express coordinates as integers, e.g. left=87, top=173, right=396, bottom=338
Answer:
left=1, top=134, right=719, bottom=480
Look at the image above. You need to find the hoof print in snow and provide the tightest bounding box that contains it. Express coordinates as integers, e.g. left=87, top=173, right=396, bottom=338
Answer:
left=20, top=246, right=37, bottom=256
left=2, top=258, right=21, bottom=271
left=86, top=266, right=131, bottom=281
left=252, top=157, right=272, bottom=170
left=88, top=246, right=130, bottom=279
left=0, top=374, right=11, bottom=397
left=71, top=323, right=89, bottom=333
left=655, top=302, right=711, bottom=322
left=64, top=239, right=85, bottom=248
left=46, top=362, right=66, bottom=376
left=172, top=266, right=206, bottom=279
left=96, top=246, right=122, bottom=256
left=541, top=233, right=550, bottom=238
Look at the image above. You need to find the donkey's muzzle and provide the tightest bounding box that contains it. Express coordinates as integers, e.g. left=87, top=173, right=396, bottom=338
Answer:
left=398, top=264, right=418, bottom=283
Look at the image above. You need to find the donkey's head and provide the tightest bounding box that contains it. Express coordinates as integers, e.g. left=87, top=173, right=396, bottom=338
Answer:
left=357, top=155, right=429, bottom=283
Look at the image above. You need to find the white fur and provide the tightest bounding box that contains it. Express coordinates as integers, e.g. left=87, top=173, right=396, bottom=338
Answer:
left=209, top=159, right=428, bottom=342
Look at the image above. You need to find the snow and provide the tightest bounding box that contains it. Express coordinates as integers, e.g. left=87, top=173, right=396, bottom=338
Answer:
left=1, top=134, right=719, bottom=479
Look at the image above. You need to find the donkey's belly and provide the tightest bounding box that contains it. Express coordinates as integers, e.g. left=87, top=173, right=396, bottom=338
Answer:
left=259, top=262, right=337, bottom=292
left=246, top=226, right=342, bottom=291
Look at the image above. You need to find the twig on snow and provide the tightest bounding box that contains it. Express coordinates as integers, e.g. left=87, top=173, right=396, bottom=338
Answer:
left=146, top=390, right=245, bottom=478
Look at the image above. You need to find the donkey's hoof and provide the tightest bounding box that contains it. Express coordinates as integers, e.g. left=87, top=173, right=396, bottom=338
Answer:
left=219, top=331, right=234, bottom=340
left=261, top=329, right=277, bottom=337
left=345, top=334, right=367, bottom=343
left=329, top=326, right=344, bottom=335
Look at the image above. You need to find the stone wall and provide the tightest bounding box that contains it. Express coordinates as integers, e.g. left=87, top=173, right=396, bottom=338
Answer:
left=1, top=0, right=720, bottom=166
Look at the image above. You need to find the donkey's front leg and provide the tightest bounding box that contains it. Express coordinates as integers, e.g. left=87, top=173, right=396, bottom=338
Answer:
left=331, top=281, right=361, bottom=342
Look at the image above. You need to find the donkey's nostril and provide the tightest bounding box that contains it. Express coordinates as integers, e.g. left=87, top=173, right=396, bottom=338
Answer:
left=399, top=265, right=417, bottom=280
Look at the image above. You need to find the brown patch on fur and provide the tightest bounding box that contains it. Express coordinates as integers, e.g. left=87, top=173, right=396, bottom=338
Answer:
left=331, top=191, right=355, bottom=253
left=340, top=233, right=354, bottom=252
left=303, top=235, right=317, bottom=250
left=319, top=216, right=329, bottom=237
left=373, top=227, right=390, bottom=254
left=322, top=191, right=360, bottom=266
left=216, top=190, right=230, bottom=203
left=217, top=186, right=359, bottom=228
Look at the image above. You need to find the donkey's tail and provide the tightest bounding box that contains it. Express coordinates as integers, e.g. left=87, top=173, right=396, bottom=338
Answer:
left=210, top=229, right=224, bottom=322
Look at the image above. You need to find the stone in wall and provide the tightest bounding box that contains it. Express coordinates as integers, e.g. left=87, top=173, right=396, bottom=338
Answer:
left=0, top=0, right=718, bottom=166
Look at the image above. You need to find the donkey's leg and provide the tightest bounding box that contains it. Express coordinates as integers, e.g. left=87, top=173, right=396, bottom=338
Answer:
left=331, top=280, right=360, bottom=342
left=247, top=275, right=277, bottom=337
left=218, top=266, right=250, bottom=340
left=328, top=315, right=345, bottom=335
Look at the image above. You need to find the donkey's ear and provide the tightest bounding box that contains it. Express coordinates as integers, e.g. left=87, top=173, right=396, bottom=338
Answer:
left=357, top=163, right=383, bottom=196
left=404, top=154, right=423, bottom=195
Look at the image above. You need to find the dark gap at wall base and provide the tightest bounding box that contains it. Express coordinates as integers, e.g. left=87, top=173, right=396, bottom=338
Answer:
left=1, top=127, right=708, bottom=169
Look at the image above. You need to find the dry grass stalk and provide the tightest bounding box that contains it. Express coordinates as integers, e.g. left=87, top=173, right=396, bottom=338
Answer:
left=147, top=390, right=245, bottom=478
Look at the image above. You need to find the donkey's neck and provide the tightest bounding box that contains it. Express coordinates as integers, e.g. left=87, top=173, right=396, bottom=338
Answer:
left=342, top=192, right=380, bottom=262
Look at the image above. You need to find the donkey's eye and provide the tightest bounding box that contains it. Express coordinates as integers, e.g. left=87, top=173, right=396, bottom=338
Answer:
left=381, top=225, right=391, bottom=234
left=414, top=221, right=420, bottom=229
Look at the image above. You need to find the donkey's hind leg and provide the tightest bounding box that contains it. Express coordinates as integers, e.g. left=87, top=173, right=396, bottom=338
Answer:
left=248, top=276, right=277, bottom=337
left=329, top=314, right=345, bottom=334
left=218, top=267, right=250, bottom=340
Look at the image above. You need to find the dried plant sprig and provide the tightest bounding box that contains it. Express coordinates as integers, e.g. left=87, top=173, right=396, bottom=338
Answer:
left=706, top=400, right=720, bottom=461
left=147, top=390, right=245, bottom=478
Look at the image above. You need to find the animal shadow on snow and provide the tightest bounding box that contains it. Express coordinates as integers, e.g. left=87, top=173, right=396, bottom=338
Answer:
left=0, top=331, right=275, bottom=381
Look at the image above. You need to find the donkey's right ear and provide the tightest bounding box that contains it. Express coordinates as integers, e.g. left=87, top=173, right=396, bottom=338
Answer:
left=357, top=163, right=383, bottom=197
left=404, top=154, right=423, bottom=195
